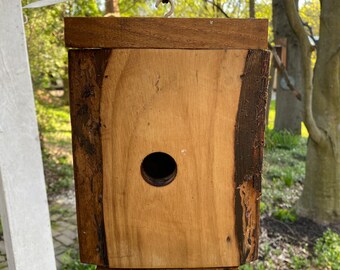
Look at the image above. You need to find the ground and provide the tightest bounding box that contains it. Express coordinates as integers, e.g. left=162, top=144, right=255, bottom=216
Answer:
left=0, top=91, right=339, bottom=270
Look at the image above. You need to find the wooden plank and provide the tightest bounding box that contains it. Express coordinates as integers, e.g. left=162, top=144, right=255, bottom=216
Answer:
left=69, top=49, right=111, bottom=266
left=0, top=1, right=56, bottom=269
left=100, top=49, right=245, bottom=268
left=234, top=50, right=270, bottom=263
left=65, top=17, right=268, bottom=49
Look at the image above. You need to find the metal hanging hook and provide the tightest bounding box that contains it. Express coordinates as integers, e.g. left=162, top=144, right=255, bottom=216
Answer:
left=156, top=0, right=174, bottom=18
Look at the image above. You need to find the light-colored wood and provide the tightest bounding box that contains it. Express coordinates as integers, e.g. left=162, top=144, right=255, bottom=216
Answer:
left=100, top=49, right=247, bottom=268
left=64, top=17, right=268, bottom=49
left=0, top=1, right=56, bottom=269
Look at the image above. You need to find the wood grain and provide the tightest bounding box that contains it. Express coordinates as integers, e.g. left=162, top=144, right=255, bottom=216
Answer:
left=64, top=17, right=268, bottom=49
left=69, top=49, right=111, bottom=266
left=234, top=50, right=270, bottom=263
left=69, top=49, right=269, bottom=268
left=100, top=49, right=246, bottom=268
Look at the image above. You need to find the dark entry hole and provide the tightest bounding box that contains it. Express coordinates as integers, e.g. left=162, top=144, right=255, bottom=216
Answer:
left=141, top=152, right=177, bottom=187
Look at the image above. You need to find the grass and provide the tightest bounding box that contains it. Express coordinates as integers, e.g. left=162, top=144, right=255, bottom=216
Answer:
left=314, top=229, right=340, bottom=269
left=35, top=90, right=73, bottom=195
left=265, top=128, right=301, bottom=150
left=60, top=249, right=96, bottom=270
left=261, top=131, right=306, bottom=216
left=267, top=100, right=309, bottom=138
left=273, top=208, right=298, bottom=223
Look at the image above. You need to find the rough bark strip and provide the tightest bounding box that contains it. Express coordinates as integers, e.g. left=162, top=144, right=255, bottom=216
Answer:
left=69, top=49, right=111, bottom=266
left=234, top=50, right=270, bottom=264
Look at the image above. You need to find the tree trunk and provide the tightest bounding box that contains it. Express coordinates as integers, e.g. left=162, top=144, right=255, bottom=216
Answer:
left=249, top=0, right=255, bottom=18
left=298, top=0, right=340, bottom=223
left=105, top=0, right=120, bottom=16
left=272, top=0, right=303, bottom=135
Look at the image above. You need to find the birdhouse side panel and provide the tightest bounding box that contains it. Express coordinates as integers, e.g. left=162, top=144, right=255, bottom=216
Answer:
left=69, top=49, right=112, bottom=266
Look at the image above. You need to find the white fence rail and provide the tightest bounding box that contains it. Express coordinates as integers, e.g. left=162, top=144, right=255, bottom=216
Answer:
left=0, top=1, right=56, bottom=269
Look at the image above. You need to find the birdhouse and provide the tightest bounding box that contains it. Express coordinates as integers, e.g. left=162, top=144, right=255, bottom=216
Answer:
left=65, top=17, right=269, bottom=269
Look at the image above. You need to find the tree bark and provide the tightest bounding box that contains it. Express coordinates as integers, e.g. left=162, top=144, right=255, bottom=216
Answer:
left=272, top=0, right=303, bottom=135
left=284, top=0, right=340, bottom=223
left=249, top=0, right=255, bottom=18
left=105, top=0, right=120, bottom=16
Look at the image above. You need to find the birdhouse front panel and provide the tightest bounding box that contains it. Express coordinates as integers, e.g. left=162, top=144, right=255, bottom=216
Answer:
left=66, top=18, right=269, bottom=269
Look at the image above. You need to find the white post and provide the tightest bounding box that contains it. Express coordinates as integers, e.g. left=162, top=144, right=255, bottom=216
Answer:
left=0, top=1, right=56, bottom=269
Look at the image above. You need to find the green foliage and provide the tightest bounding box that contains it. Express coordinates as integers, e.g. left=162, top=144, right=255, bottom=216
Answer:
left=35, top=92, right=73, bottom=193
left=264, top=144, right=305, bottom=211
left=240, top=257, right=275, bottom=269
left=265, top=129, right=301, bottom=150
left=254, top=262, right=266, bottom=270
left=120, top=0, right=220, bottom=18
left=314, top=229, right=340, bottom=270
left=269, top=167, right=297, bottom=187
left=35, top=100, right=70, bottom=134
left=119, top=0, right=271, bottom=19
left=240, top=264, right=254, bottom=270
left=24, top=4, right=66, bottom=89
left=260, top=201, right=267, bottom=214
left=253, top=0, right=273, bottom=41
left=299, top=0, right=320, bottom=37
left=281, top=169, right=294, bottom=187
left=42, top=149, right=73, bottom=192
left=299, top=0, right=320, bottom=67
left=50, top=204, right=70, bottom=216
left=260, top=122, right=306, bottom=219
left=61, top=250, right=96, bottom=270
left=71, top=0, right=101, bottom=16
left=291, top=255, right=310, bottom=270
left=267, top=100, right=309, bottom=137
left=23, top=0, right=102, bottom=89
left=273, top=208, right=297, bottom=223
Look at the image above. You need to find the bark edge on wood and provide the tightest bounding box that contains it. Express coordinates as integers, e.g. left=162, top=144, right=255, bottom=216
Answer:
left=234, top=49, right=270, bottom=264
left=69, top=49, right=112, bottom=266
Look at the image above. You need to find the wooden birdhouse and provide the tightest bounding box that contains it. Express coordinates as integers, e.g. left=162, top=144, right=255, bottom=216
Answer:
left=65, top=17, right=270, bottom=270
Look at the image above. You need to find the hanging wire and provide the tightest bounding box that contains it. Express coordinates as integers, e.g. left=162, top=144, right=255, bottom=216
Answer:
left=155, top=0, right=174, bottom=17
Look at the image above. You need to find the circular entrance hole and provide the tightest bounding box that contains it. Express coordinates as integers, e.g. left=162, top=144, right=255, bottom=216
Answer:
left=141, top=152, right=177, bottom=187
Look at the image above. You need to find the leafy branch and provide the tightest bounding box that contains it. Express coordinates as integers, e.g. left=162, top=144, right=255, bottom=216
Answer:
left=203, top=0, right=229, bottom=18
